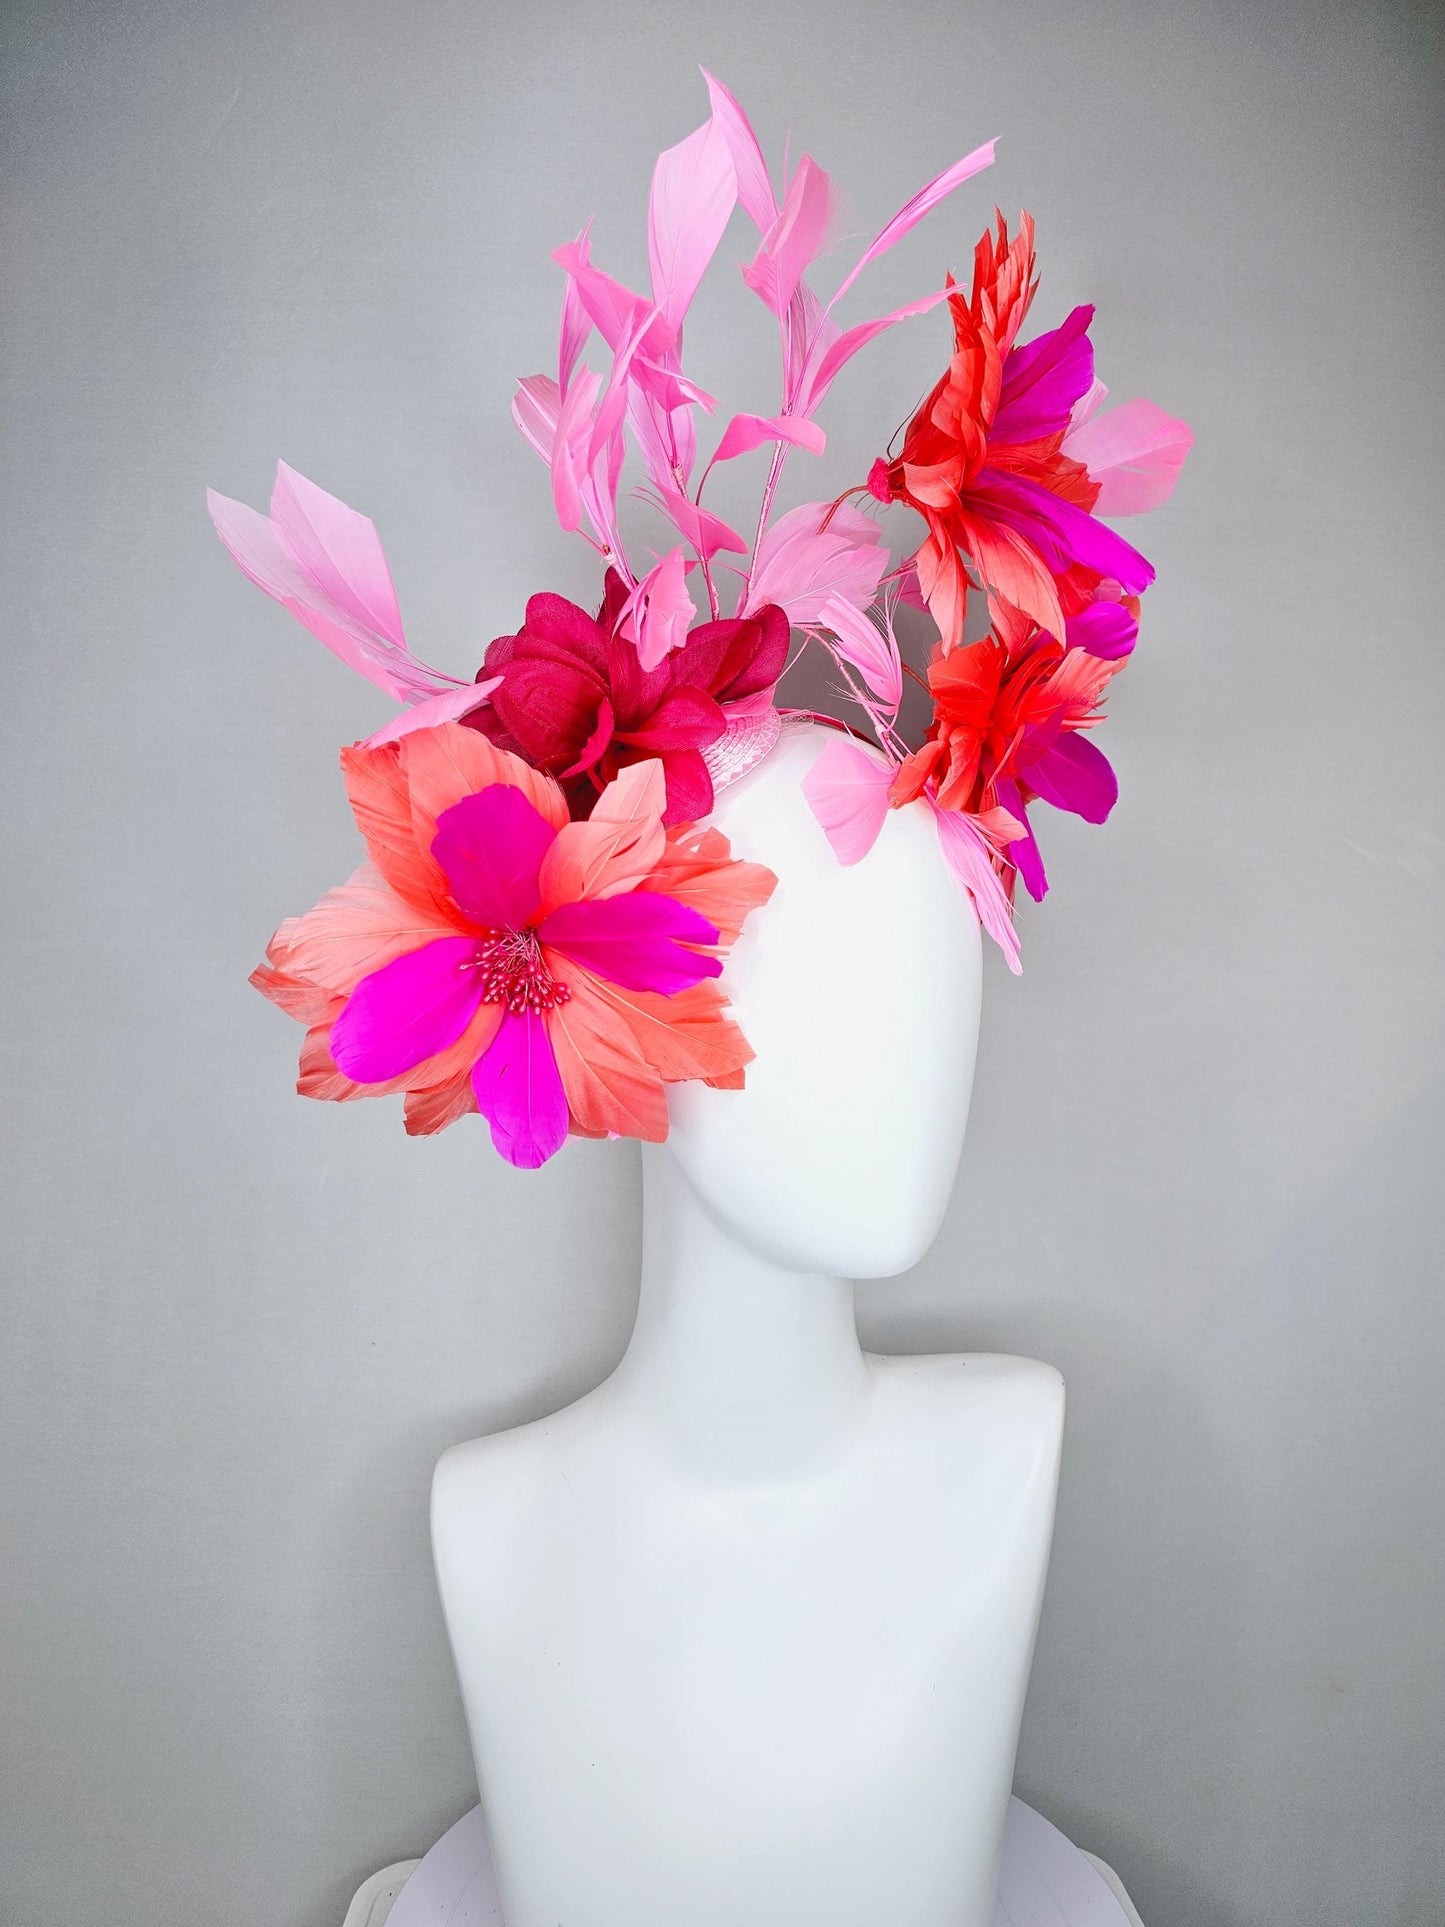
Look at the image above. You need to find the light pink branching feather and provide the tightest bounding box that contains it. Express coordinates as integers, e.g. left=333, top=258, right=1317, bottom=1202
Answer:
left=640, top=483, right=749, bottom=560
left=1063, top=397, right=1194, bottom=516
left=802, top=737, right=893, bottom=866
left=558, top=223, right=594, bottom=393
left=512, top=374, right=562, bottom=465
left=743, top=501, right=888, bottom=621
left=207, top=465, right=487, bottom=725
left=362, top=679, right=502, bottom=746
left=816, top=592, right=902, bottom=708
left=799, top=287, right=952, bottom=415
left=742, top=154, right=839, bottom=319
left=648, top=116, right=737, bottom=332
left=931, top=805, right=1022, bottom=974
left=700, top=69, right=778, bottom=232
left=828, top=138, right=997, bottom=312
left=615, top=548, right=696, bottom=670
left=709, top=413, right=826, bottom=466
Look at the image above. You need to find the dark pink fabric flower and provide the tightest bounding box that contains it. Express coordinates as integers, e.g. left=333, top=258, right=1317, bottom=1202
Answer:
left=467, top=571, right=788, bottom=824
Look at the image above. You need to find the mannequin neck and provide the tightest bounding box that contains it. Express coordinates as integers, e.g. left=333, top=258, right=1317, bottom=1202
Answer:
left=611, top=1144, right=871, bottom=1479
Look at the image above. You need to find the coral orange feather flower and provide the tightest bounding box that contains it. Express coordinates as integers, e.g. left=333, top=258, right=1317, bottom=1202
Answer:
left=250, top=722, right=775, bottom=1164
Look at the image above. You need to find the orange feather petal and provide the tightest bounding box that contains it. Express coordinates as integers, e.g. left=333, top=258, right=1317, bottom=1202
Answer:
left=545, top=972, right=670, bottom=1141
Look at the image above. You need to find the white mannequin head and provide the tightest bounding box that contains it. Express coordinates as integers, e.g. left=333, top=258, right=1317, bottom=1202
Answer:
left=664, top=724, right=983, bottom=1279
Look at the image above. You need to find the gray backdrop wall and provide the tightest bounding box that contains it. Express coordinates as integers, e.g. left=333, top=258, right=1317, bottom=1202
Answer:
left=4, top=2, right=1442, bottom=1923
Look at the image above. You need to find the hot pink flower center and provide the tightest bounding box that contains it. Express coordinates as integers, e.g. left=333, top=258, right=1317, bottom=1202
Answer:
left=468, top=927, right=571, bottom=1015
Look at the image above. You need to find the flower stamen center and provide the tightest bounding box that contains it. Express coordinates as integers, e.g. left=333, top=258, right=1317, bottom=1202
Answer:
left=467, top=928, right=571, bottom=1014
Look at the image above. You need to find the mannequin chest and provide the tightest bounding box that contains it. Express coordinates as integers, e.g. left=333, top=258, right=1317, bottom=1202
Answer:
left=432, top=1354, right=1062, bottom=1827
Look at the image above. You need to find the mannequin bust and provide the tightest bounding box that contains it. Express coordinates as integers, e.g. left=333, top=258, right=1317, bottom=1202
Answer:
left=431, top=725, right=1065, bottom=1927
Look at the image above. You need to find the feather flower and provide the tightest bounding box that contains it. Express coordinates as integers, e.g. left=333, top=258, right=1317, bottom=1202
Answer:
left=860, top=213, right=1172, bottom=651
left=890, top=600, right=1132, bottom=901
left=251, top=724, right=776, bottom=1163
left=468, top=573, right=789, bottom=825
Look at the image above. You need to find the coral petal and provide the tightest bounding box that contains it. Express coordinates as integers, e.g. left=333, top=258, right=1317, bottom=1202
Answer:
left=546, top=975, right=670, bottom=1141
left=536, top=760, right=668, bottom=910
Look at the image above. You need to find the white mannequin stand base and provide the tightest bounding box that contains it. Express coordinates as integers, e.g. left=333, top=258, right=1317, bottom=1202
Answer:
left=344, top=1799, right=1146, bottom=1927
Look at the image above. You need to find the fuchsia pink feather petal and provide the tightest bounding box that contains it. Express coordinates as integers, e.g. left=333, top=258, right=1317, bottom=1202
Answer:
left=1063, top=396, right=1194, bottom=515
left=992, top=305, right=1096, bottom=444
left=931, top=805, right=1022, bottom=975
left=430, top=786, right=558, bottom=929
left=331, top=935, right=484, bottom=1082
left=827, top=137, right=996, bottom=311
left=1023, top=732, right=1118, bottom=823
left=969, top=469, right=1156, bottom=594
left=993, top=777, right=1048, bottom=902
left=648, top=115, right=737, bottom=332
left=471, top=1008, right=570, bottom=1168
left=539, top=892, right=722, bottom=993
left=1066, top=598, right=1137, bottom=661
left=710, top=413, right=826, bottom=465
left=802, top=737, right=893, bottom=865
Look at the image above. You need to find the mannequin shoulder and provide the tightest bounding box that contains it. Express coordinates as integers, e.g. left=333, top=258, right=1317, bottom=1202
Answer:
left=867, top=1350, right=1065, bottom=1452
left=432, top=1391, right=596, bottom=1532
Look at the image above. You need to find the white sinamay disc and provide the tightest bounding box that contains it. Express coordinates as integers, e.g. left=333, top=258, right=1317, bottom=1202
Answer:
left=376, top=1796, right=1143, bottom=1927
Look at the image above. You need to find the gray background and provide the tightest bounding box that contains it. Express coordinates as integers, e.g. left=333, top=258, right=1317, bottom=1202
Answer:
left=4, top=1, right=1442, bottom=1923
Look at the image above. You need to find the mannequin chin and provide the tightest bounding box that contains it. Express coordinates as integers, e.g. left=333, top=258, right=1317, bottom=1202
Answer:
left=665, top=723, right=984, bottom=1280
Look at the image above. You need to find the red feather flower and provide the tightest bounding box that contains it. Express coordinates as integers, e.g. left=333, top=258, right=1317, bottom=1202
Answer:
left=864, top=212, right=1154, bottom=651
left=891, top=596, right=1135, bottom=900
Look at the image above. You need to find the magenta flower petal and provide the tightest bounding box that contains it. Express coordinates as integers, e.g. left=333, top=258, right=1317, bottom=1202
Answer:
left=993, top=305, right=1096, bottom=444
left=1024, top=732, right=1118, bottom=824
left=655, top=748, right=714, bottom=825
left=616, top=684, right=726, bottom=753
left=520, top=592, right=610, bottom=673
left=431, top=786, right=557, bottom=930
left=994, top=777, right=1048, bottom=902
left=1065, top=599, right=1138, bottom=660
left=560, top=695, right=615, bottom=779
left=490, top=653, right=607, bottom=770
left=331, top=936, right=484, bottom=1083
left=539, top=892, right=722, bottom=992
left=970, top=469, right=1155, bottom=596
left=470, top=1008, right=570, bottom=1168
